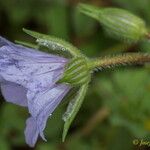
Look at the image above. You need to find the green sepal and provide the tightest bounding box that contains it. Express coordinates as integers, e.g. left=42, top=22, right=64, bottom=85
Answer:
left=62, top=82, right=89, bottom=142
left=15, top=40, right=39, bottom=49
left=58, top=56, right=91, bottom=86
left=78, top=3, right=148, bottom=43
left=23, top=28, right=81, bottom=56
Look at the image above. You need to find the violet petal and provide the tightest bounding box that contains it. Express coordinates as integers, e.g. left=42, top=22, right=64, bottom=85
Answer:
left=26, top=84, right=70, bottom=141
left=1, top=81, right=28, bottom=107
left=24, top=117, right=39, bottom=147
left=0, top=45, right=67, bottom=91
left=0, top=36, right=71, bottom=147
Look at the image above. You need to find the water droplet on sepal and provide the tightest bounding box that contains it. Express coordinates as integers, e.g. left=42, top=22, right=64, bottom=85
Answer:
left=23, top=28, right=82, bottom=56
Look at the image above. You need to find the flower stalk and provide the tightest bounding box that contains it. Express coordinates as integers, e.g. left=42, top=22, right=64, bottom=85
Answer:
left=88, top=53, right=150, bottom=70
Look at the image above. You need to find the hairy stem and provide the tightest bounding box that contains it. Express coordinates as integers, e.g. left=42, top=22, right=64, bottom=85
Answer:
left=88, top=53, right=150, bottom=70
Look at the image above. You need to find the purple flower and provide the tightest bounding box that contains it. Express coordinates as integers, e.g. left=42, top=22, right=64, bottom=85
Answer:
left=0, top=36, right=70, bottom=147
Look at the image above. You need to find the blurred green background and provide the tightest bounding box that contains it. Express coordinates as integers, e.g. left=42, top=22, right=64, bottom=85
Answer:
left=1, top=0, right=150, bottom=149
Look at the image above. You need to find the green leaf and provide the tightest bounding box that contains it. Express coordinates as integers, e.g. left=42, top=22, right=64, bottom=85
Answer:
left=23, top=28, right=81, bottom=57
left=62, top=82, right=89, bottom=142
left=15, top=40, right=39, bottom=49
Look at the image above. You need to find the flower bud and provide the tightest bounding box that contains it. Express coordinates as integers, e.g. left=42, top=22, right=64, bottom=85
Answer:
left=59, top=56, right=91, bottom=86
left=79, top=3, right=148, bottom=42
